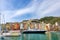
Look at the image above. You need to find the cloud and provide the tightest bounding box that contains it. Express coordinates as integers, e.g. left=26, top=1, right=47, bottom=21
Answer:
left=10, top=7, right=34, bottom=18
left=35, top=0, right=60, bottom=18
left=10, top=0, right=36, bottom=18
left=0, top=0, right=33, bottom=22
left=42, top=2, right=60, bottom=15
left=0, top=0, right=14, bottom=11
left=12, top=0, right=60, bottom=19
left=1, top=11, right=15, bottom=23
left=0, top=0, right=60, bottom=23
left=10, top=0, right=42, bottom=18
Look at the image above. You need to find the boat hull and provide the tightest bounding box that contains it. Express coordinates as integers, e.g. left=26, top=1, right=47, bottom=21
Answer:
left=22, top=31, right=46, bottom=34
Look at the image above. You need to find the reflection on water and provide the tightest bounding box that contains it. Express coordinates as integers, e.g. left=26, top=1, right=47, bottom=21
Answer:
left=46, top=32, right=60, bottom=40
left=22, top=34, right=47, bottom=40
left=51, top=32, right=60, bottom=40
left=22, top=32, right=60, bottom=40
left=0, top=32, right=60, bottom=40
left=1, top=36, right=21, bottom=40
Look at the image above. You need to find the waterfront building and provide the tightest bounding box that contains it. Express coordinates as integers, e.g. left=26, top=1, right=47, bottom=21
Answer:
left=35, top=23, right=40, bottom=30
left=30, top=22, right=35, bottom=29
left=1, top=24, right=6, bottom=31
left=58, top=23, right=60, bottom=31
left=38, top=23, right=42, bottom=30
left=22, top=19, right=33, bottom=30
left=49, top=24, right=53, bottom=31
left=6, top=22, right=20, bottom=31
left=6, top=23, right=11, bottom=31
left=53, top=22, right=59, bottom=31
left=22, top=20, right=29, bottom=30
left=45, top=23, right=51, bottom=31
left=30, top=19, right=40, bottom=30
left=55, top=22, right=58, bottom=26
left=52, top=25, right=55, bottom=31
left=23, top=22, right=28, bottom=30
left=34, top=23, right=37, bottom=29
left=11, top=22, right=20, bottom=30
left=5, top=23, right=11, bottom=30
left=0, top=24, right=1, bottom=34
left=41, top=22, right=46, bottom=31
left=20, top=23, right=24, bottom=30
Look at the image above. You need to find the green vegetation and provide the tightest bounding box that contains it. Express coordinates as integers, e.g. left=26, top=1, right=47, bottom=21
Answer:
left=39, top=16, right=60, bottom=24
left=31, top=16, right=60, bottom=24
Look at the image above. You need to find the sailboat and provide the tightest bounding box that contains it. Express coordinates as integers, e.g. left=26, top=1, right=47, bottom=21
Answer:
left=0, top=13, right=2, bottom=37
left=0, top=27, right=2, bottom=37
left=0, top=13, right=4, bottom=39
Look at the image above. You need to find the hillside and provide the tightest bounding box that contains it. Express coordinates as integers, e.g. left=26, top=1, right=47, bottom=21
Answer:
left=39, top=16, right=60, bottom=24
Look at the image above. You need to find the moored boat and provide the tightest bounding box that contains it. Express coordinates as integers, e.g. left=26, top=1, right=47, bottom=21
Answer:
left=22, top=30, right=46, bottom=34
left=2, top=30, right=21, bottom=37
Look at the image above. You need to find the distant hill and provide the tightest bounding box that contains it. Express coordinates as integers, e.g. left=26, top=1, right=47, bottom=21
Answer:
left=39, top=16, right=60, bottom=24
left=30, top=16, right=60, bottom=24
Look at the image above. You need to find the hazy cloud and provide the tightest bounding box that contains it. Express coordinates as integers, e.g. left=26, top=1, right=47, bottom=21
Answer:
left=0, top=0, right=60, bottom=23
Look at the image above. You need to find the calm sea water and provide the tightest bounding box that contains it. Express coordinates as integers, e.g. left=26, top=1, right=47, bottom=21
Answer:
left=1, top=36, right=21, bottom=40
left=0, top=32, right=60, bottom=40
left=22, top=34, right=47, bottom=40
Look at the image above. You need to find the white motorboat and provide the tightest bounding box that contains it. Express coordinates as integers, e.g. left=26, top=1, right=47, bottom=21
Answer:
left=2, top=30, right=21, bottom=37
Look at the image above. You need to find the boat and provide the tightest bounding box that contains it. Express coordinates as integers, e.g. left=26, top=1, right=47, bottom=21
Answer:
left=2, top=30, right=21, bottom=37
left=2, top=33, right=21, bottom=37
left=0, top=14, right=21, bottom=37
left=22, top=29, right=46, bottom=34
left=0, top=34, right=3, bottom=37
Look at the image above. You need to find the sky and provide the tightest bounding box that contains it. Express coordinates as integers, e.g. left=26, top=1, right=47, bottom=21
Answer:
left=0, top=0, right=60, bottom=23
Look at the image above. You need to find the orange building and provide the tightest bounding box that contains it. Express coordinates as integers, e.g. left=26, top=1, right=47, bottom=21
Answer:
left=11, top=23, right=20, bottom=30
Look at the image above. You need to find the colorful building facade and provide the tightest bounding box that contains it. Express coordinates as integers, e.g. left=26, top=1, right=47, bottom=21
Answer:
left=11, top=23, right=20, bottom=30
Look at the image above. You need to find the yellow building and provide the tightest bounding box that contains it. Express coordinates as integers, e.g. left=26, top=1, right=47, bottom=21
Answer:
left=6, top=23, right=11, bottom=30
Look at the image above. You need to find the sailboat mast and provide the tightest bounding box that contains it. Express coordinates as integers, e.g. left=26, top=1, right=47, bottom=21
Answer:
left=0, top=13, right=2, bottom=33
left=2, top=14, right=6, bottom=32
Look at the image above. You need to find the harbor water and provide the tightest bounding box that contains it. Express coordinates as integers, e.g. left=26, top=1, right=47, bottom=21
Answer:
left=0, top=32, right=60, bottom=40
left=22, top=34, right=47, bottom=40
